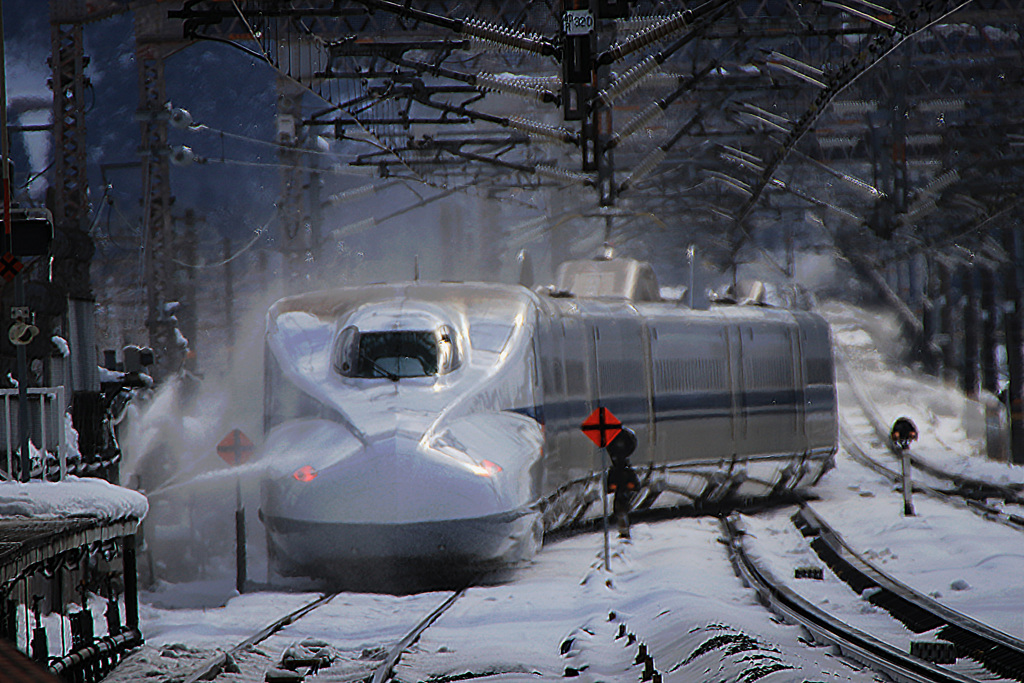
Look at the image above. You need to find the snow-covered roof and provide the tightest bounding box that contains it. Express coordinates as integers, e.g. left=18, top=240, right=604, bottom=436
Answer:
left=0, top=476, right=148, bottom=521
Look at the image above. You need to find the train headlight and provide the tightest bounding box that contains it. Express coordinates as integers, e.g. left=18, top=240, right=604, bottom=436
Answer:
left=293, top=465, right=318, bottom=482
left=468, top=459, right=502, bottom=477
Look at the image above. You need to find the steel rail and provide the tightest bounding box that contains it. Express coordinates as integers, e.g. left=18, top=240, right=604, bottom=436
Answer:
left=793, top=504, right=1024, bottom=682
left=836, top=350, right=1024, bottom=506
left=721, top=514, right=977, bottom=683
left=370, top=587, right=467, bottom=683
left=839, top=423, right=1024, bottom=532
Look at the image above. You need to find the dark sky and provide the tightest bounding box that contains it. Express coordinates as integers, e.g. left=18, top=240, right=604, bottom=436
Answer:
left=3, top=2, right=282, bottom=241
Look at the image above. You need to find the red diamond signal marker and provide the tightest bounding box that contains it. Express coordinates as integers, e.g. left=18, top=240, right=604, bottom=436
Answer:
left=217, top=429, right=254, bottom=466
left=581, top=407, right=622, bottom=448
left=0, top=252, right=23, bottom=283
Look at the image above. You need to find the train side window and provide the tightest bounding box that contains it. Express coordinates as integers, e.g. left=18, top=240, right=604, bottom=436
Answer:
left=437, top=325, right=461, bottom=374
left=333, top=325, right=360, bottom=375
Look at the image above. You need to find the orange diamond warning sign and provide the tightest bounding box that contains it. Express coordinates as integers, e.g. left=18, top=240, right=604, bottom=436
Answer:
left=217, top=429, right=254, bottom=466
left=581, top=407, right=622, bottom=448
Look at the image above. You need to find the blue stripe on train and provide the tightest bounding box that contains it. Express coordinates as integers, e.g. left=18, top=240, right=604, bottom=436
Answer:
left=512, top=384, right=835, bottom=429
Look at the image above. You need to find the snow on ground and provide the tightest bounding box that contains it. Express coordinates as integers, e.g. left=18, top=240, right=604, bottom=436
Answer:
left=107, top=518, right=881, bottom=683
left=97, top=298, right=1024, bottom=682
left=822, top=300, right=1022, bottom=484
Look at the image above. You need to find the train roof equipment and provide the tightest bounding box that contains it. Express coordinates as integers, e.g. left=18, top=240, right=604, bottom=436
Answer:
left=553, top=257, right=662, bottom=302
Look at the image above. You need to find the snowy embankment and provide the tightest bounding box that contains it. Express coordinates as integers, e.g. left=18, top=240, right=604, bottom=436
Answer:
left=808, top=301, right=1024, bottom=640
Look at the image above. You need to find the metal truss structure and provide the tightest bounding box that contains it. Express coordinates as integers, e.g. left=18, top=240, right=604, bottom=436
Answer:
left=168, top=0, right=1021, bottom=270
left=47, top=0, right=188, bottom=382
left=35, top=1, right=1024, bottom=453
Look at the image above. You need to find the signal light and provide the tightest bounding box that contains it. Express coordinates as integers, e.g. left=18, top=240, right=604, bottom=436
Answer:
left=293, top=465, right=318, bottom=482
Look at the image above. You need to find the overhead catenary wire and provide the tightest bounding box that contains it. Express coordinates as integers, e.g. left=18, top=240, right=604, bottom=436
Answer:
left=595, top=0, right=735, bottom=108
left=344, top=0, right=557, bottom=57
left=733, top=0, right=977, bottom=227
left=197, top=2, right=571, bottom=221
left=390, top=56, right=559, bottom=105
left=608, top=61, right=721, bottom=149
left=169, top=213, right=276, bottom=269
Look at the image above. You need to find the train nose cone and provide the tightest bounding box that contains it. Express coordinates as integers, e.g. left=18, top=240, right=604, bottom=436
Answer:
left=260, top=414, right=544, bottom=573
left=333, top=432, right=503, bottom=523
left=260, top=418, right=528, bottom=526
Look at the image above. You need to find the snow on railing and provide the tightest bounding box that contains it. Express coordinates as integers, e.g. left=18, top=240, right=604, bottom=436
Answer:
left=0, top=386, right=67, bottom=481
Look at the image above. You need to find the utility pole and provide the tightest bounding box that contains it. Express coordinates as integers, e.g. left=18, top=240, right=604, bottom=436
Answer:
left=178, top=208, right=199, bottom=374
left=961, top=264, right=979, bottom=398
left=135, top=4, right=189, bottom=382
left=980, top=267, right=999, bottom=395
left=275, top=76, right=311, bottom=289
left=1003, top=227, right=1024, bottom=464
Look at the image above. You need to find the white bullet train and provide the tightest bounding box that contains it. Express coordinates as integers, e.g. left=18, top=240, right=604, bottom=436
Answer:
left=258, top=256, right=837, bottom=586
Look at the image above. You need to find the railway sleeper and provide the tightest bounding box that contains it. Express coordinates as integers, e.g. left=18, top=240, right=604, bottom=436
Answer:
left=864, top=588, right=946, bottom=634
left=937, top=625, right=1024, bottom=683
left=806, top=537, right=877, bottom=595
left=807, top=537, right=946, bottom=633
left=909, top=641, right=958, bottom=665
left=794, top=508, right=1024, bottom=682
left=794, top=566, right=823, bottom=580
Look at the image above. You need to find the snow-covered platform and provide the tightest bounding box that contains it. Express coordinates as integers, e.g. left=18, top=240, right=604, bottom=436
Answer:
left=0, top=477, right=149, bottom=681
left=0, top=477, right=148, bottom=588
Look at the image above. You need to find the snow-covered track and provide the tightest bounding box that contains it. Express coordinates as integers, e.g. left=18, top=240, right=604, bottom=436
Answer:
left=722, top=513, right=1019, bottom=683
left=369, top=588, right=466, bottom=683
left=836, top=355, right=1024, bottom=508
left=177, top=587, right=468, bottom=683
left=840, top=424, right=1024, bottom=533
left=792, top=505, right=1024, bottom=682
left=182, top=592, right=337, bottom=683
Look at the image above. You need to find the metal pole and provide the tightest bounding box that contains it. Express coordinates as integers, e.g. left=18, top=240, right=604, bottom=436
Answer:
left=123, top=534, right=139, bottom=631
left=224, top=237, right=235, bottom=353
left=1003, top=227, right=1024, bottom=464
left=688, top=245, right=695, bottom=308
left=235, top=478, right=246, bottom=593
left=900, top=448, right=914, bottom=516
left=962, top=265, right=979, bottom=399
left=600, top=452, right=610, bottom=571
left=14, top=292, right=28, bottom=481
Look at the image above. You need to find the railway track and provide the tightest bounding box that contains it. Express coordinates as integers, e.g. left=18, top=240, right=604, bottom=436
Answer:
left=840, top=424, right=1024, bottom=532
left=835, top=350, right=1024, bottom=528
left=723, top=506, right=1024, bottom=683
left=178, top=587, right=467, bottom=683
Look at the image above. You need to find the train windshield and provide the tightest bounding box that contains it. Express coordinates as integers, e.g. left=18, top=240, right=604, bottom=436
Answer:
left=334, top=326, right=460, bottom=379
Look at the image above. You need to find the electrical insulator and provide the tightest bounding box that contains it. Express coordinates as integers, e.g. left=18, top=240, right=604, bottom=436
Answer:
left=461, top=19, right=551, bottom=55
left=169, top=108, right=193, bottom=129
left=507, top=117, right=574, bottom=143
left=611, top=101, right=665, bottom=148
left=535, top=165, right=592, bottom=185
left=605, top=11, right=689, bottom=63
left=620, top=148, right=666, bottom=191
left=170, top=146, right=195, bottom=166
left=597, top=55, right=659, bottom=107
left=475, top=73, right=553, bottom=103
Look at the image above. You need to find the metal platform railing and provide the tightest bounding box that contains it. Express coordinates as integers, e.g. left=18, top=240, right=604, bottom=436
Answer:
left=0, top=387, right=68, bottom=482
